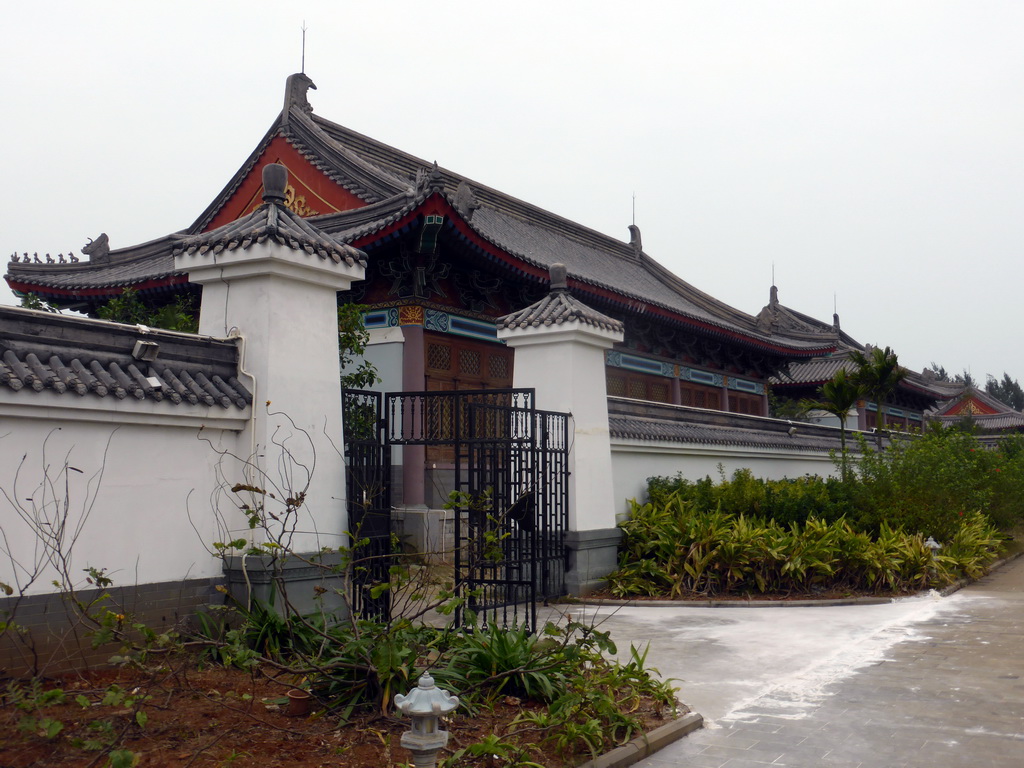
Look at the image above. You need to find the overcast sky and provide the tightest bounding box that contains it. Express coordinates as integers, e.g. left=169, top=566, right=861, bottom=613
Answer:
left=3, top=2, right=1022, bottom=383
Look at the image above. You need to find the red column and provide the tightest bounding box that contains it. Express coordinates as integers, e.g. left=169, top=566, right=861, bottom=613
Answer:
left=400, top=309, right=426, bottom=507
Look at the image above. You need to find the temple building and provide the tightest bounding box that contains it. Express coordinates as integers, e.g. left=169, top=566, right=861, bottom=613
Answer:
left=760, top=286, right=948, bottom=430
left=6, top=73, right=836, bottom=406
left=6, top=73, right=869, bottom=514
left=928, top=385, right=1024, bottom=440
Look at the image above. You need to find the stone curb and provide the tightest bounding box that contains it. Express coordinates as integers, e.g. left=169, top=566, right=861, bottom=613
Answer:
left=579, top=596, right=892, bottom=608
left=575, top=712, right=704, bottom=768
left=937, top=549, right=1023, bottom=597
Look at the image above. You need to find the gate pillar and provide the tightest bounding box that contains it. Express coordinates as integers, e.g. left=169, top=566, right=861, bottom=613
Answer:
left=498, top=264, right=624, bottom=595
left=179, top=164, right=366, bottom=611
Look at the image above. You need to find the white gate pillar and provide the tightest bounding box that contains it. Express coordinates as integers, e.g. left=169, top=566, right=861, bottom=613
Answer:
left=498, top=264, right=624, bottom=595
left=175, top=164, right=366, bottom=612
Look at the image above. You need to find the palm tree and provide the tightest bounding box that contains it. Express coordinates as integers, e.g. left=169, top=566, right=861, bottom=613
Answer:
left=849, top=346, right=906, bottom=449
left=806, top=368, right=864, bottom=479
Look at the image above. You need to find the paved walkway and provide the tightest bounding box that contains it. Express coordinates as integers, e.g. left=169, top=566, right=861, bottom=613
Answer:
left=565, top=556, right=1024, bottom=767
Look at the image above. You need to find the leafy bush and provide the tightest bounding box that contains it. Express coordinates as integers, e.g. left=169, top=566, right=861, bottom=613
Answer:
left=648, top=428, right=1024, bottom=545
left=648, top=468, right=857, bottom=529
left=607, top=492, right=1005, bottom=598
left=852, top=429, right=1024, bottom=538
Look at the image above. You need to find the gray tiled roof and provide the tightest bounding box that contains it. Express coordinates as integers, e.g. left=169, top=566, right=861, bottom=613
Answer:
left=941, top=412, right=1024, bottom=431
left=930, top=385, right=1009, bottom=417
left=5, top=235, right=184, bottom=295
left=0, top=306, right=250, bottom=408
left=173, top=198, right=365, bottom=268
left=188, top=87, right=837, bottom=357
left=309, top=112, right=837, bottom=354
left=498, top=287, right=625, bottom=333
left=928, top=385, right=1024, bottom=432
left=608, top=398, right=848, bottom=452
left=772, top=349, right=947, bottom=401
left=496, top=265, right=624, bottom=333
left=774, top=355, right=853, bottom=386
left=2, top=75, right=835, bottom=358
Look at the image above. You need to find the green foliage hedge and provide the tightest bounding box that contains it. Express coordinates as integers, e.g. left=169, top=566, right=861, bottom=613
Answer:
left=611, top=428, right=1020, bottom=598
left=648, top=429, right=1024, bottom=540
left=607, top=497, right=1004, bottom=598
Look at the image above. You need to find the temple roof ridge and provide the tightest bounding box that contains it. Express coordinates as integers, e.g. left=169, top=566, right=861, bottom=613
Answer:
left=498, top=263, right=625, bottom=334
left=175, top=165, right=366, bottom=267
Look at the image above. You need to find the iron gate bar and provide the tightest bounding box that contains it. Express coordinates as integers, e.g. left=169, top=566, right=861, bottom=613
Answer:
left=342, top=388, right=569, bottom=630
left=341, top=389, right=392, bottom=621
left=383, top=388, right=534, bottom=446
left=454, top=401, right=570, bottom=631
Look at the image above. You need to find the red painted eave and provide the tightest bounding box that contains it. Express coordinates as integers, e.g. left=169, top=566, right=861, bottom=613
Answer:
left=358, top=194, right=835, bottom=359
left=6, top=274, right=189, bottom=300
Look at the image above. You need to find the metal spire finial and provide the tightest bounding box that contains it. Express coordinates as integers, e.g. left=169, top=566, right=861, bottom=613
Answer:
left=301, top=21, right=308, bottom=73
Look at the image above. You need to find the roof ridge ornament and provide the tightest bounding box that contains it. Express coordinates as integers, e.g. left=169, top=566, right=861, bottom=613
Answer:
left=282, top=72, right=317, bottom=127
left=82, top=234, right=110, bottom=264
left=454, top=181, right=480, bottom=221
left=262, top=164, right=288, bottom=206
left=427, top=161, right=444, bottom=192
left=628, top=224, right=642, bottom=257
left=549, top=263, right=568, bottom=293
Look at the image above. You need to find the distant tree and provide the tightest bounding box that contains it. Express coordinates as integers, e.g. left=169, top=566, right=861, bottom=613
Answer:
left=338, top=303, right=379, bottom=390
left=97, top=288, right=198, bottom=333
left=850, top=346, right=907, bottom=448
left=18, top=293, right=61, bottom=313
left=926, top=363, right=976, bottom=388
left=804, top=368, right=864, bottom=479
left=986, top=373, right=1024, bottom=411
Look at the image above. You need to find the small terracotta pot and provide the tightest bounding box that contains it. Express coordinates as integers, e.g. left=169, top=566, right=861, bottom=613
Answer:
left=286, top=688, right=312, bottom=717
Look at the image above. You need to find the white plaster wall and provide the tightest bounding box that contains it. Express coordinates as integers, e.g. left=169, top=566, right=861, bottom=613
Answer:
left=610, top=439, right=840, bottom=517
left=360, top=327, right=404, bottom=394
left=0, top=408, right=247, bottom=597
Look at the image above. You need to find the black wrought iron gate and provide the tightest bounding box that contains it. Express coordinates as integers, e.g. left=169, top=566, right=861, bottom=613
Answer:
left=456, top=401, right=570, bottom=630
left=341, top=389, right=392, bottom=621
left=342, top=388, right=570, bottom=630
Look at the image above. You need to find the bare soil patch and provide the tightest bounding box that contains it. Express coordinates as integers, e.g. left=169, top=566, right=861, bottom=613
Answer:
left=1, top=658, right=681, bottom=767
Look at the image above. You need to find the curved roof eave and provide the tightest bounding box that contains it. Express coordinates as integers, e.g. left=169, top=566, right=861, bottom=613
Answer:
left=315, top=191, right=834, bottom=358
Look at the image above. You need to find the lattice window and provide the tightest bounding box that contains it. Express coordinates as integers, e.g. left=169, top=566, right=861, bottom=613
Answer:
left=650, top=381, right=670, bottom=403
left=459, top=349, right=481, bottom=376
left=427, top=343, right=452, bottom=372
left=607, top=373, right=626, bottom=397
left=489, top=355, right=509, bottom=380
left=607, top=369, right=672, bottom=403
left=424, top=333, right=515, bottom=466
left=728, top=393, right=762, bottom=416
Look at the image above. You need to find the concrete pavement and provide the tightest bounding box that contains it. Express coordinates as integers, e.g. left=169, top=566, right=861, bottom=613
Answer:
left=557, top=555, right=1024, bottom=767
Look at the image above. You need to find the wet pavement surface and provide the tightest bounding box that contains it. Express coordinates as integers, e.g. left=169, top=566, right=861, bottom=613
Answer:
left=554, top=556, right=1024, bottom=767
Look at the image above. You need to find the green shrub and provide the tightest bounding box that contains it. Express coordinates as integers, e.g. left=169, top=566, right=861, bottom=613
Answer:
left=647, top=468, right=857, bottom=529
left=851, top=429, right=1024, bottom=539
left=647, top=428, right=1024, bottom=544
left=608, top=491, right=1004, bottom=598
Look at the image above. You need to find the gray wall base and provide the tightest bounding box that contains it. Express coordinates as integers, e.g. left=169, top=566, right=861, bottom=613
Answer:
left=565, top=528, right=622, bottom=596
left=223, top=552, right=347, bottom=619
left=0, top=578, right=222, bottom=676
